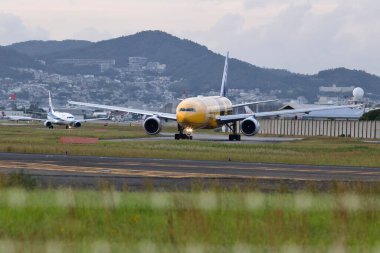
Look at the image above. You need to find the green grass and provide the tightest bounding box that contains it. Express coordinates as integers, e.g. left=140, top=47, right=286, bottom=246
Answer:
left=0, top=123, right=379, bottom=167
left=0, top=187, right=379, bottom=252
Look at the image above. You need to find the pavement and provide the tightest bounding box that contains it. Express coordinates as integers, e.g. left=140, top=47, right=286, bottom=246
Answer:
left=107, top=132, right=304, bottom=143
left=0, top=152, right=379, bottom=190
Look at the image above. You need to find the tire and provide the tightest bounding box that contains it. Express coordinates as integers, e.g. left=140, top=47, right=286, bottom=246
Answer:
left=229, top=134, right=241, bottom=141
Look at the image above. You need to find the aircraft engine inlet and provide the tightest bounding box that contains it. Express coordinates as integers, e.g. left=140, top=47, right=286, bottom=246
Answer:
left=143, top=116, right=162, bottom=135
left=74, top=122, right=82, bottom=128
left=44, top=121, right=53, bottom=127
left=240, top=117, right=260, bottom=136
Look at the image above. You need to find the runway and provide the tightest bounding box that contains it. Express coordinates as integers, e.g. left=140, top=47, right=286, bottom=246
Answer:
left=0, top=152, right=379, bottom=190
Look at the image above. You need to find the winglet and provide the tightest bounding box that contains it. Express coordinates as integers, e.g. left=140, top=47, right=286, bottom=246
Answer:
left=220, top=52, right=229, bottom=97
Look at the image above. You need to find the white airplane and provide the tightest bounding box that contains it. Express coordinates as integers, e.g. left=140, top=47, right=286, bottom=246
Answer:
left=45, top=91, right=107, bottom=129
left=1, top=111, right=40, bottom=122
left=69, top=53, right=361, bottom=141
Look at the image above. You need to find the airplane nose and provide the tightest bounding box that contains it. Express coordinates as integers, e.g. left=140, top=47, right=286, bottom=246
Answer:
left=176, top=112, right=186, bottom=123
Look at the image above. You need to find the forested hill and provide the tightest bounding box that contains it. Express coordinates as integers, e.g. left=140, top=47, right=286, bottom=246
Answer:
left=37, top=31, right=316, bottom=96
left=8, top=40, right=92, bottom=57
left=0, top=46, right=42, bottom=79
left=4, top=31, right=380, bottom=99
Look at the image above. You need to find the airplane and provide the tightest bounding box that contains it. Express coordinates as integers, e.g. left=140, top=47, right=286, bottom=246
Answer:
left=45, top=91, right=108, bottom=129
left=69, top=53, right=361, bottom=141
left=1, top=111, right=40, bottom=122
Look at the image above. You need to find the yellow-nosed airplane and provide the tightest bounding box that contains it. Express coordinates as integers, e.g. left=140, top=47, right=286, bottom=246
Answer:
left=69, top=53, right=360, bottom=141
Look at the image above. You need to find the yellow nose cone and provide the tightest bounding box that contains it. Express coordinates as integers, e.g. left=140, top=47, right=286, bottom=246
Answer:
left=176, top=99, right=207, bottom=129
left=176, top=111, right=186, bottom=124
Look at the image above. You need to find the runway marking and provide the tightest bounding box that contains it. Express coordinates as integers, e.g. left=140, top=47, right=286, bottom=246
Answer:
left=0, top=161, right=253, bottom=179
left=113, top=161, right=378, bottom=171
left=1, top=160, right=379, bottom=178
left=99, top=161, right=380, bottom=176
left=0, top=160, right=379, bottom=181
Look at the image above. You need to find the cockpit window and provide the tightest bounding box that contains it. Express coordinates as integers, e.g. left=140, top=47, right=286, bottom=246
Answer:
left=179, top=108, right=196, bottom=112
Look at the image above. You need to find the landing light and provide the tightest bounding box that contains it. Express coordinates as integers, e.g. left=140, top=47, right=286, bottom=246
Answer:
left=185, top=127, right=193, bottom=134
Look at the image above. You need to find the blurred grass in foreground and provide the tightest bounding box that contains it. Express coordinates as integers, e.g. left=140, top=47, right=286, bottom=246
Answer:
left=0, top=185, right=379, bottom=252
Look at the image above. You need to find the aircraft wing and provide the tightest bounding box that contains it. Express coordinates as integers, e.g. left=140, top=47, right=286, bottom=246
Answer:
left=68, top=101, right=177, bottom=120
left=78, top=117, right=110, bottom=123
left=217, top=104, right=362, bottom=123
left=232, top=99, right=278, bottom=108
left=2, top=116, right=45, bottom=121
left=30, top=118, right=46, bottom=122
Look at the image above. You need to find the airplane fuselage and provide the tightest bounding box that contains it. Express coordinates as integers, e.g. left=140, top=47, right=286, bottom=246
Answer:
left=176, top=96, right=233, bottom=130
left=47, top=111, right=76, bottom=125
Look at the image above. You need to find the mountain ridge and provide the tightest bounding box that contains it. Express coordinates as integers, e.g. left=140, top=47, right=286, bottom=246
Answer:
left=3, top=30, right=380, bottom=100
left=8, top=40, right=93, bottom=57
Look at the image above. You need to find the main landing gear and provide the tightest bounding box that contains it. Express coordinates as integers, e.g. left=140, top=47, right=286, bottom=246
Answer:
left=174, top=124, right=193, bottom=140
left=226, top=121, right=241, bottom=141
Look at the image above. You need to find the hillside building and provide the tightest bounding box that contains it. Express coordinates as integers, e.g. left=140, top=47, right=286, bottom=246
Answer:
left=56, top=59, right=115, bottom=72
left=319, top=84, right=355, bottom=93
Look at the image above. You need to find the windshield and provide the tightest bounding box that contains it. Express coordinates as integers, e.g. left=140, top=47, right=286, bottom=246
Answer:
left=179, top=108, right=196, bottom=112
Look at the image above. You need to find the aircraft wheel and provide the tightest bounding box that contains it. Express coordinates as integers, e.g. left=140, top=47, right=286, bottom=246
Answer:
left=229, top=134, right=241, bottom=141
left=174, top=134, right=192, bottom=140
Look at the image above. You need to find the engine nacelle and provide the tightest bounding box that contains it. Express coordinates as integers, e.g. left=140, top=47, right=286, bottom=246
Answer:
left=240, top=117, right=261, bottom=136
left=143, top=116, right=162, bottom=135
left=44, top=121, right=52, bottom=127
left=74, top=121, right=82, bottom=128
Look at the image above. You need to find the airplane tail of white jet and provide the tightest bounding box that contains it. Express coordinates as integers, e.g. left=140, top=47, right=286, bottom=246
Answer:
left=220, top=52, right=229, bottom=97
left=48, top=91, right=55, bottom=113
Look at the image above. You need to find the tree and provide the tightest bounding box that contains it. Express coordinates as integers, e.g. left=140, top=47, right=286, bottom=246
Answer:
left=360, top=109, right=380, bottom=120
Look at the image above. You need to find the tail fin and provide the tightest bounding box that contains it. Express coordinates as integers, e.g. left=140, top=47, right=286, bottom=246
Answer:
left=48, top=91, right=55, bottom=113
left=220, top=52, right=229, bottom=97
left=244, top=106, right=254, bottom=114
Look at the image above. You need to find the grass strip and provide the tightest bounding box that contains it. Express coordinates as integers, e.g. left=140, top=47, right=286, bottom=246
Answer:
left=0, top=124, right=379, bottom=167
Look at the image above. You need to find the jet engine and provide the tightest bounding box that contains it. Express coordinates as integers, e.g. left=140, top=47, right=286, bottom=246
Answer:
left=73, top=122, right=82, bottom=128
left=44, top=121, right=53, bottom=128
left=143, top=116, right=162, bottom=135
left=240, top=117, right=260, bottom=136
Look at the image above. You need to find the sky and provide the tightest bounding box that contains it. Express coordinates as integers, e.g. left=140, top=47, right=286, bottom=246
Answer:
left=0, top=0, right=379, bottom=75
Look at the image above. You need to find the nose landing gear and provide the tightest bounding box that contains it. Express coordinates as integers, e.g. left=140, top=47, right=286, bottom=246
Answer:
left=174, top=124, right=193, bottom=140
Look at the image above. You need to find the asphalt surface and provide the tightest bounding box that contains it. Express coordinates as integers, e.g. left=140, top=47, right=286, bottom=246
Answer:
left=108, top=132, right=304, bottom=143
left=0, top=152, right=379, bottom=190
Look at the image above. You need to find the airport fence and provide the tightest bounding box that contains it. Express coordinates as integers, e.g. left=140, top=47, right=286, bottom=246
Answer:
left=258, top=119, right=379, bottom=139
